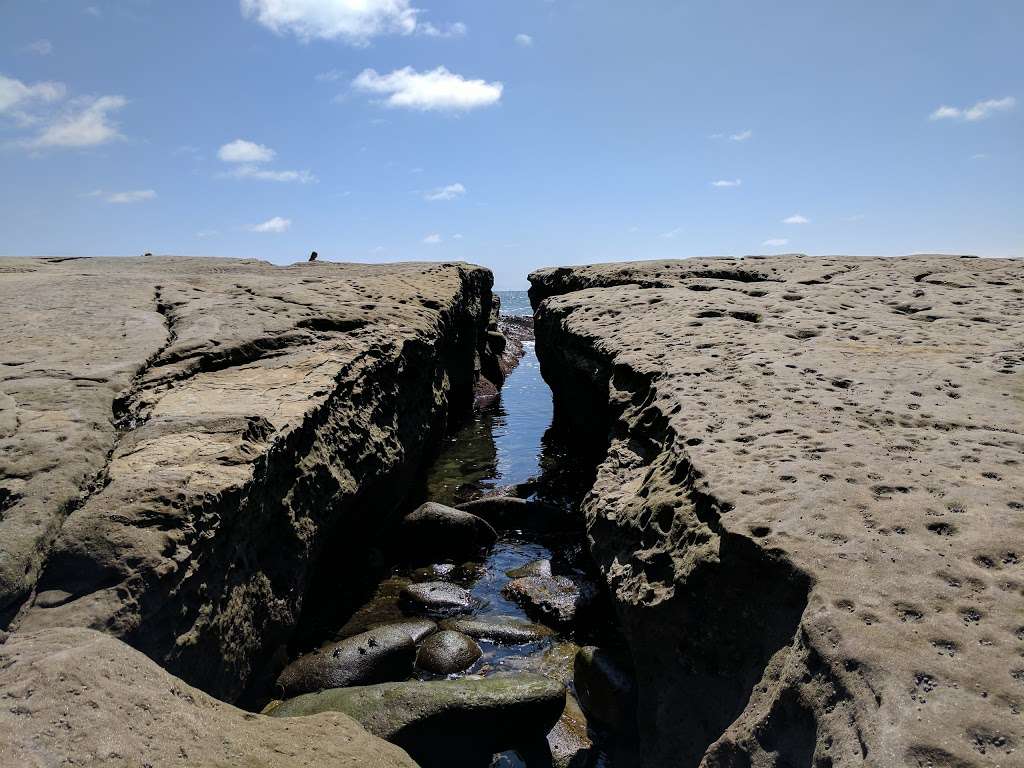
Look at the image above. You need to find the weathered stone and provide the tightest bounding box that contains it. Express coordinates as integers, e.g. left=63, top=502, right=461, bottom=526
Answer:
left=276, top=626, right=416, bottom=697
left=0, top=628, right=417, bottom=767
left=503, top=575, right=598, bottom=629
left=336, top=618, right=438, bottom=645
left=415, top=629, right=481, bottom=674
left=573, top=646, right=636, bottom=730
left=530, top=256, right=1024, bottom=768
left=456, top=495, right=571, bottom=532
left=270, top=673, right=566, bottom=768
left=398, top=501, right=497, bottom=562
left=1, top=256, right=498, bottom=701
left=506, top=558, right=553, bottom=579
left=439, top=617, right=555, bottom=645
left=400, top=581, right=475, bottom=616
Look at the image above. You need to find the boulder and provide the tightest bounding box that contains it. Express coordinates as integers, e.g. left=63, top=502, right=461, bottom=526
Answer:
left=502, top=575, right=599, bottom=629
left=270, top=673, right=567, bottom=768
left=276, top=625, right=417, bottom=697
left=0, top=628, right=417, bottom=767
left=573, top=646, right=637, bottom=730
left=415, top=629, right=482, bottom=674
left=439, top=617, right=554, bottom=645
left=400, top=581, right=475, bottom=616
left=506, top=558, right=552, bottom=579
left=398, top=502, right=497, bottom=562
left=335, top=618, right=438, bottom=644
left=456, top=496, right=571, bottom=532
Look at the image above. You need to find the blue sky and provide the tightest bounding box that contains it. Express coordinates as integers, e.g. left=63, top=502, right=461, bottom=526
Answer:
left=1, top=1, right=1021, bottom=289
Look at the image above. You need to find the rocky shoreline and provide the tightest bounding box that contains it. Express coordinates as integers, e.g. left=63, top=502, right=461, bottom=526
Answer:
left=530, top=255, right=1023, bottom=768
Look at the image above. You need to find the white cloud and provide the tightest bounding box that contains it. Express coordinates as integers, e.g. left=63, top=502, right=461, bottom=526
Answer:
left=711, top=178, right=741, bottom=187
left=514, top=33, right=533, bottom=47
left=452, top=233, right=463, bottom=240
left=729, top=129, right=752, bottom=142
left=240, top=0, right=419, bottom=44
left=762, top=238, right=789, bottom=247
left=353, top=66, right=502, bottom=111
left=660, top=227, right=683, bottom=239
left=929, top=96, right=1015, bottom=122
left=229, top=165, right=316, bottom=183
left=106, top=189, right=156, bottom=204
left=25, top=40, right=54, bottom=56
left=422, top=233, right=441, bottom=244
left=0, top=73, right=66, bottom=114
left=250, top=216, right=291, bottom=233
left=424, top=182, right=465, bottom=201
left=218, top=139, right=275, bottom=163
left=84, top=6, right=101, bottom=16
left=315, top=69, right=346, bottom=83
left=783, top=213, right=809, bottom=224
left=27, top=95, right=126, bottom=148
left=970, top=153, right=988, bottom=160
left=419, top=21, right=467, bottom=38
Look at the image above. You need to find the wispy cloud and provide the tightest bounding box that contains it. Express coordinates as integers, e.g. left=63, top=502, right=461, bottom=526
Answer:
left=762, top=238, right=789, bottom=247
left=711, top=178, right=741, bottom=188
left=783, top=213, right=809, bottom=224
left=418, top=21, right=467, bottom=38
left=424, top=182, right=465, bottom=201
left=729, top=129, right=752, bottom=142
left=27, top=95, right=127, bottom=149
left=845, top=214, right=865, bottom=222
left=315, top=69, right=346, bottom=83
left=422, top=233, right=441, bottom=244
left=217, top=139, right=313, bottom=182
left=0, top=73, right=66, bottom=117
left=106, top=189, right=156, bottom=204
left=514, top=33, right=533, bottom=47
left=353, top=66, right=502, bottom=111
left=24, top=39, right=54, bottom=56
left=230, top=166, right=316, bottom=183
left=250, top=216, right=291, bottom=233
left=660, top=227, right=683, bottom=239
left=929, top=96, right=1015, bottom=122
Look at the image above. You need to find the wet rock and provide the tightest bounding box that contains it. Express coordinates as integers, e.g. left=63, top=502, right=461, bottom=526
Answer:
left=457, top=495, right=571, bottom=532
left=506, top=558, right=552, bottom=579
left=400, top=581, right=475, bottom=616
left=398, top=501, right=497, bottom=562
left=415, top=629, right=482, bottom=674
left=276, top=625, right=417, bottom=697
left=0, top=628, right=417, bottom=768
left=573, top=646, right=637, bottom=730
left=270, top=672, right=567, bottom=768
left=336, top=618, right=437, bottom=645
left=503, top=575, right=599, bottom=629
left=545, top=694, right=593, bottom=768
left=439, top=617, right=554, bottom=645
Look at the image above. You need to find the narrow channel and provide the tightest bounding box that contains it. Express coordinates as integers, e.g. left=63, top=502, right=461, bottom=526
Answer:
left=267, top=291, right=629, bottom=767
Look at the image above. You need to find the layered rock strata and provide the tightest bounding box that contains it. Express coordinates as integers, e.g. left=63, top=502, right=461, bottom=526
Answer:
left=530, top=256, right=1024, bottom=768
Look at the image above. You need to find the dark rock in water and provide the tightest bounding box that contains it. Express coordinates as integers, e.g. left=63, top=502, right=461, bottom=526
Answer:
left=486, top=329, right=507, bottom=353
left=503, top=575, right=598, bottom=629
left=506, top=558, right=552, bottom=579
left=415, top=629, right=481, bottom=674
left=398, top=501, right=497, bottom=562
left=439, top=617, right=554, bottom=645
left=336, top=618, right=437, bottom=645
left=456, top=495, right=571, bottom=533
left=269, top=672, right=567, bottom=768
left=276, top=625, right=416, bottom=697
left=400, top=581, right=475, bottom=616
left=573, top=646, right=637, bottom=730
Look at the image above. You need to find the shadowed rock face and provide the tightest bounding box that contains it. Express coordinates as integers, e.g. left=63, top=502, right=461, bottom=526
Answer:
left=529, top=256, right=1024, bottom=768
left=0, top=628, right=419, bottom=768
left=0, top=255, right=500, bottom=702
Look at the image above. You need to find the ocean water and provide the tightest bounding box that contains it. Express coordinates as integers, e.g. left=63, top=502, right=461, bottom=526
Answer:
left=495, top=290, right=532, bottom=317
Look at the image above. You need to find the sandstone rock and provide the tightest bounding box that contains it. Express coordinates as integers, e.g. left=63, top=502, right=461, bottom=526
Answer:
left=0, top=628, right=417, bottom=767
left=415, top=629, right=482, bottom=674
left=439, top=617, right=555, bottom=645
left=573, top=646, right=636, bottom=730
left=398, top=501, right=497, bottom=562
left=530, top=256, right=1024, bottom=768
left=1, top=256, right=498, bottom=701
left=506, top=558, right=553, bottom=578
left=276, top=626, right=416, bottom=697
left=400, top=581, right=475, bottom=616
left=270, top=672, right=566, bottom=768
left=503, top=575, right=599, bottom=629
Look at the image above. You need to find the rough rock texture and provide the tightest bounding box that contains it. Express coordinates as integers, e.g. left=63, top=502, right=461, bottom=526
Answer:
left=0, top=627, right=417, bottom=767
left=270, top=672, right=566, bottom=768
left=530, top=256, right=1024, bottom=768
left=1, top=255, right=500, bottom=702
left=503, top=575, right=599, bottom=630
left=398, top=500, right=498, bottom=561
left=415, top=629, right=482, bottom=674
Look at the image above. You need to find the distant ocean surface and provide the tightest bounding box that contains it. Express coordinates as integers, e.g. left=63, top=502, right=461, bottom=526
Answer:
left=495, top=290, right=532, bottom=317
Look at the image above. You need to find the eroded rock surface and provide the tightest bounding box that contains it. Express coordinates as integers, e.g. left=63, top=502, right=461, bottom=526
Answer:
left=530, top=256, right=1024, bottom=768
left=0, top=628, right=417, bottom=767
left=1, top=255, right=500, bottom=702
